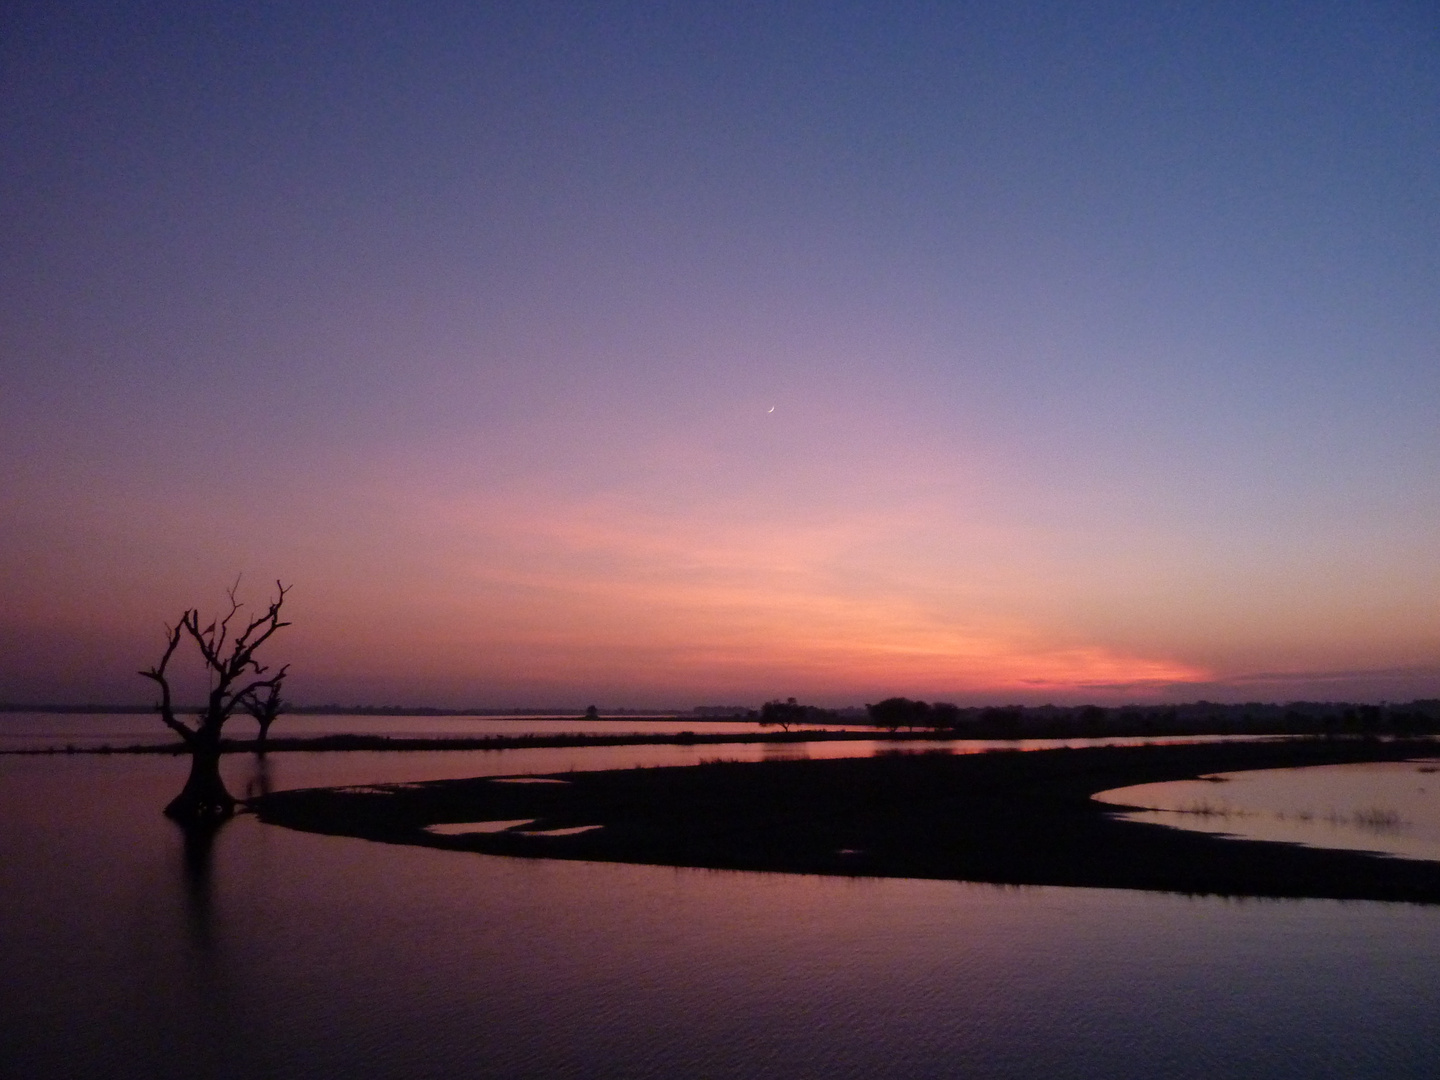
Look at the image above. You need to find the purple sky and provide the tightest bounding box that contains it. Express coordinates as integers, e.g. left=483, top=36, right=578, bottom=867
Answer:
left=3, top=1, right=1438, bottom=707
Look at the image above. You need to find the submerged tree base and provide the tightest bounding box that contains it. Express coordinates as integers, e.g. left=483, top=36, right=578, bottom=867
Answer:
left=163, top=750, right=237, bottom=821
left=252, top=739, right=1440, bottom=904
left=164, top=790, right=237, bottom=821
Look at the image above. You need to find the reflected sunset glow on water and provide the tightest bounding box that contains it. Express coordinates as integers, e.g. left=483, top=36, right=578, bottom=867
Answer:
left=1097, top=760, right=1440, bottom=863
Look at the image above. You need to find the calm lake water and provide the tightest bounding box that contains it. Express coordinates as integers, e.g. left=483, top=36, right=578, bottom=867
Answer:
left=5, top=719, right=1440, bottom=1078
left=0, top=711, right=851, bottom=750
left=0, top=709, right=1289, bottom=753
left=1096, top=760, right=1440, bottom=863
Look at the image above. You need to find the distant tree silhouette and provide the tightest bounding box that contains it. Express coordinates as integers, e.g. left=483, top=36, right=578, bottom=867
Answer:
left=866, top=697, right=931, bottom=731
left=759, top=697, right=803, bottom=731
left=759, top=697, right=836, bottom=731
left=243, top=679, right=285, bottom=753
left=930, top=702, right=961, bottom=729
left=140, top=581, right=291, bottom=821
left=979, top=706, right=1022, bottom=736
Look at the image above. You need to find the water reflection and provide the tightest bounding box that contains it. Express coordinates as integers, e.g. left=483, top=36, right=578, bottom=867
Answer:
left=0, top=711, right=877, bottom=751
left=176, top=818, right=223, bottom=954
left=761, top=739, right=812, bottom=760
left=8, top=751, right=1440, bottom=1078
left=1095, top=759, right=1440, bottom=862
left=241, top=753, right=274, bottom=800
left=1, top=710, right=1298, bottom=753
left=184, top=751, right=281, bottom=953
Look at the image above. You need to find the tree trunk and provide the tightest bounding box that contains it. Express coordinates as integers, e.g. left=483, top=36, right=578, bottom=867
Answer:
left=164, top=734, right=235, bottom=821
left=255, top=715, right=273, bottom=753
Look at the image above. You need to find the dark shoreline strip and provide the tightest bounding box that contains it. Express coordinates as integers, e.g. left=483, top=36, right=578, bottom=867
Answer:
left=253, top=738, right=1440, bottom=905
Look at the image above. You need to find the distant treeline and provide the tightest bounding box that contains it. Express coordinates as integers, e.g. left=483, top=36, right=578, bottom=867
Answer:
left=856, top=698, right=1440, bottom=738
left=750, top=697, right=1440, bottom=738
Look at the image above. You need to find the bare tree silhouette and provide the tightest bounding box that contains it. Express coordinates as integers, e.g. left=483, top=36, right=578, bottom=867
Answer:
left=243, top=679, right=284, bottom=753
left=140, top=581, right=291, bottom=821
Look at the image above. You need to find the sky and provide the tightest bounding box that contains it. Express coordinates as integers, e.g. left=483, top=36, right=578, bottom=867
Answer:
left=2, top=0, right=1438, bottom=708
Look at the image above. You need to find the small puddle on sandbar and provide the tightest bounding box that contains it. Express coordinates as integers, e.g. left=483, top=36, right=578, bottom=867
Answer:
left=489, top=777, right=570, bottom=784
left=1094, top=759, right=1440, bottom=862
left=425, top=820, right=602, bottom=837
left=427, top=819, right=535, bottom=835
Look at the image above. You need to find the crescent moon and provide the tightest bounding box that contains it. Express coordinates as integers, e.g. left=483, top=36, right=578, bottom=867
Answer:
left=767, top=406, right=775, bottom=413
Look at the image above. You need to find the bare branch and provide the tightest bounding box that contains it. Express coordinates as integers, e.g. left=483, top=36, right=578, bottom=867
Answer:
left=227, top=664, right=289, bottom=714
left=143, top=581, right=291, bottom=759
left=145, top=578, right=290, bottom=821
left=241, top=675, right=286, bottom=721
left=214, top=574, right=244, bottom=658
left=138, top=620, right=196, bottom=745
left=223, top=583, right=291, bottom=681
left=181, top=610, right=223, bottom=670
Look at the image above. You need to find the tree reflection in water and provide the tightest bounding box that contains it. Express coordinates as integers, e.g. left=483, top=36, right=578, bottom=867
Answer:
left=175, top=817, right=224, bottom=957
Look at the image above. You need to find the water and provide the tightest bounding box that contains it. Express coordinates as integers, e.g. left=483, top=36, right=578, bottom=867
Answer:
left=0, top=710, right=860, bottom=750
left=1096, top=760, right=1440, bottom=863
left=4, top=742, right=1440, bottom=1078
left=0, top=709, right=1286, bottom=752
